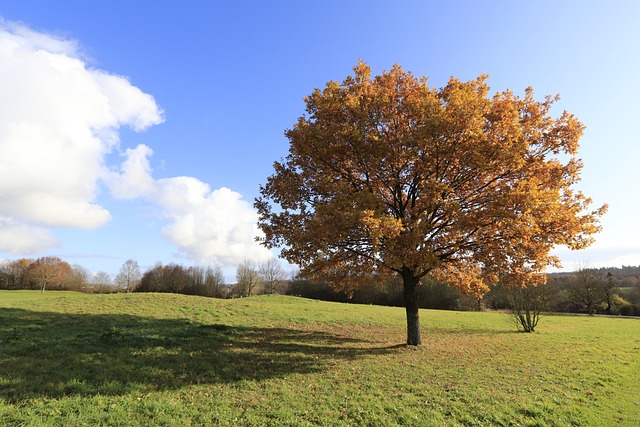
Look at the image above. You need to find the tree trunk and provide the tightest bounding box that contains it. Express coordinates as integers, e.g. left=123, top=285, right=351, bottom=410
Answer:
left=402, top=269, right=421, bottom=346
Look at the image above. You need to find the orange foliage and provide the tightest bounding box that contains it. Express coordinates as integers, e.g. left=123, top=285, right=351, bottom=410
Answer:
left=256, top=61, right=606, bottom=295
left=25, top=256, right=72, bottom=292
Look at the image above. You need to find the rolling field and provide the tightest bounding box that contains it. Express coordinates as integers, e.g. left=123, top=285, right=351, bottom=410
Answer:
left=0, top=291, right=638, bottom=426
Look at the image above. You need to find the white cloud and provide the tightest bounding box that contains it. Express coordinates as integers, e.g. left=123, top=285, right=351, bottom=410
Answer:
left=107, top=144, right=156, bottom=199
left=0, top=21, right=163, bottom=252
left=0, top=20, right=270, bottom=268
left=0, top=217, right=58, bottom=253
left=109, top=145, right=273, bottom=267
left=158, top=183, right=272, bottom=267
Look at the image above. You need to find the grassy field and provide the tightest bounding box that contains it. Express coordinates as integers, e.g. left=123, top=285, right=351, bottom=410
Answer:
left=0, top=291, right=638, bottom=426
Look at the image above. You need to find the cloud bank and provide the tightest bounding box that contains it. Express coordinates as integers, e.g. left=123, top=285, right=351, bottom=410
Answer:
left=108, top=145, right=272, bottom=266
left=0, top=21, right=162, bottom=251
left=0, top=20, right=271, bottom=267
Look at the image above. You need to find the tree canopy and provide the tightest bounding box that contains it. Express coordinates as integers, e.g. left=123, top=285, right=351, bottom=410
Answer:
left=256, top=62, right=606, bottom=345
left=26, top=256, right=72, bottom=294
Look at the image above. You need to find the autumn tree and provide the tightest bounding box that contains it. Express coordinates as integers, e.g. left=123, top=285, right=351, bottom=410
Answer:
left=115, top=259, right=142, bottom=292
left=26, top=256, right=72, bottom=293
left=256, top=62, right=606, bottom=345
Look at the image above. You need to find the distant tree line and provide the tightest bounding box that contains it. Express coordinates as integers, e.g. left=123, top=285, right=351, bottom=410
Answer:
left=136, top=263, right=226, bottom=297
left=0, top=257, right=139, bottom=294
left=0, top=257, right=85, bottom=293
left=483, top=266, right=640, bottom=317
left=286, top=266, right=640, bottom=318
left=2, top=257, right=639, bottom=317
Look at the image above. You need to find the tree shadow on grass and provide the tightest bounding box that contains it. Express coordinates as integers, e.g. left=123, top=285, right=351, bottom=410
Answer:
left=0, top=307, right=397, bottom=402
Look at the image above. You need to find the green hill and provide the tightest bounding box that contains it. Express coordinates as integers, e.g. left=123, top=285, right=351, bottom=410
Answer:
left=1, top=291, right=638, bottom=426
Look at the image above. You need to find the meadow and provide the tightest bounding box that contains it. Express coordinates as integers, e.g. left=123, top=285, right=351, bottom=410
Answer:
left=0, top=290, right=638, bottom=426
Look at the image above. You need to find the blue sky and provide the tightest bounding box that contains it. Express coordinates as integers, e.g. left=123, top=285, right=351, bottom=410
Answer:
left=0, top=1, right=638, bottom=281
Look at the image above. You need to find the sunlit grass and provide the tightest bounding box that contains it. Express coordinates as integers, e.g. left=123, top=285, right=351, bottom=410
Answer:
left=1, top=291, right=638, bottom=426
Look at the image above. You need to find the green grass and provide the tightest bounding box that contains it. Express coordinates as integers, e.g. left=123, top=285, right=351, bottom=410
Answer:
left=1, top=291, right=638, bottom=426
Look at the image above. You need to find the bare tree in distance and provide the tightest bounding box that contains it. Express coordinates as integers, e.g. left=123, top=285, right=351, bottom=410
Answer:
left=68, top=264, right=90, bottom=291
left=236, top=260, right=260, bottom=297
left=259, top=258, right=286, bottom=294
left=187, top=265, right=226, bottom=297
left=93, top=271, right=112, bottom=286
left=115, top=259, right=142, bottom=293
left=205, top=265, right=226, bottom=298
